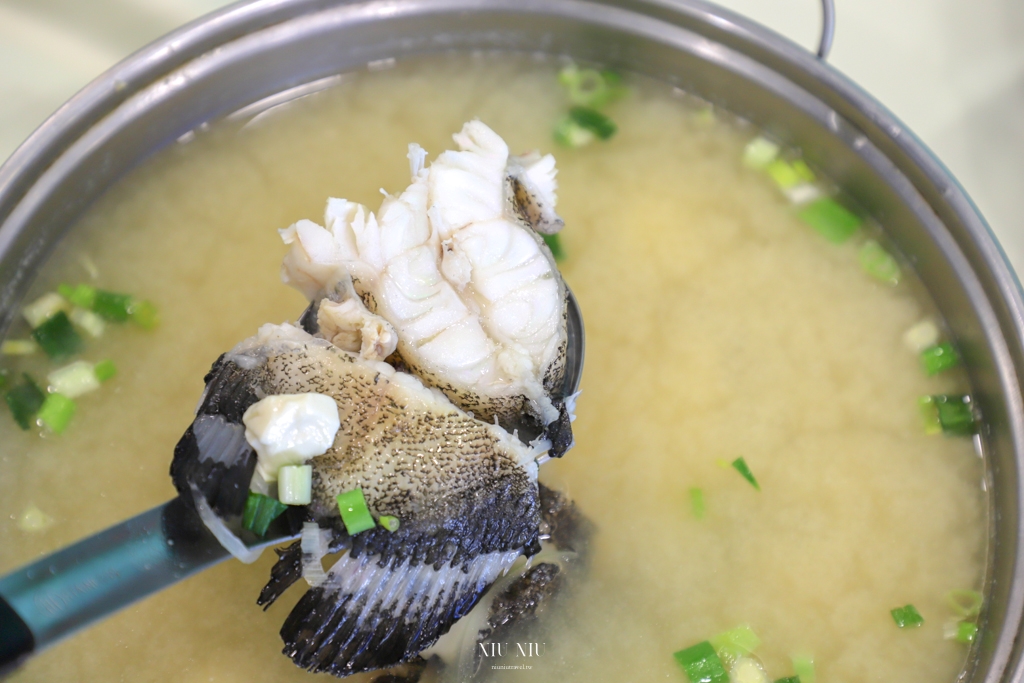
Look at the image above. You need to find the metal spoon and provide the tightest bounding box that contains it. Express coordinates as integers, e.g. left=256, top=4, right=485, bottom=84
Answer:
left=0, top=289, right=585, bottom=672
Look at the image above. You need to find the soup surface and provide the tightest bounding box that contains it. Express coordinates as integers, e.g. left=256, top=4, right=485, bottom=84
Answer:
left=0, top=55, right=986, bottom=683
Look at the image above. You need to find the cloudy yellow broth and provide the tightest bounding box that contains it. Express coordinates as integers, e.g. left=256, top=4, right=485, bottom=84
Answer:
left=0, top=55, right=986, bottom=683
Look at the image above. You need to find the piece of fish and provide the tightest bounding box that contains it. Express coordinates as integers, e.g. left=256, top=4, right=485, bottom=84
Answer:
left=171, top=321, right=545, bottom=675
left=279, top=121, right=570, bottom=446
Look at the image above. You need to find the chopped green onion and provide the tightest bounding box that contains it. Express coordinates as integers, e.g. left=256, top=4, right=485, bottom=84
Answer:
left=47, top=360, right=101, bottom=399
left=58, top=283, right=97, bottom=309
left=791, top=654, right=815, bottom=683
left=944, top=621, right=977, bottom=644
left=92, top=290, right=134, bottom=322
left=543, top=233, right=566, bottom=261
left=903, top=319, right=940, bottom=353
left=568, top=106, right=617, bottom=140
left=731, top=457, right=760, bottom=490
left=783, top=184, right=822, bottom=206
left=557, top=64, right=627, bottom=108
left=32, top=311, right=83, bottom=360
left=37, top=393, right=76, bottom=434
left=921, top=394, right=975, bottom=436
left=945, top=589, right=983, bottom=618
left=920, top=342, right=960, bottom=376
left=710, top=624, right=760, bottom=663
left=918, top=396, right=943, bottom=435
left=742, top=137, right=780, bottom=170
left=278, top=464, right=313, bottom=505
left=1, top=339, right=37, bottom=355
left=797, top=198, right=861, bottom=244
left=17, top=504, right=54, bottom=532
left=336, top=488, right=376, bottom=535
left=379, top=515, right=401, bottom=532
left=94, top=359, right=117, bottom=383
left=732, top=658, right=769, bottom=683
left=130, top=299, right=159, bottom=330
left=891, top=604, right=925, bottom=628
left=791, top=160, right=815, bottom=182
left=69, top=307, right=105, bottom=338
left=554, top=117, right=596, bottom=148
left=689, top=487, right=706, bottom=520
left=766, top=160, right=803, bottom=190
left=774, top=678, right=801, bottom=683
left=242, top=492, right=288, bottom=536
left=22, top=292, right=68, bottom=329
left=673, top=641, right=730, bottom=683
left=858, top=240, right=901, bottom=285
left=5, top=374, right=45, bottom=430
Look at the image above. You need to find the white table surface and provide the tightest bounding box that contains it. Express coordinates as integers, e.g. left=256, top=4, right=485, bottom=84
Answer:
left=1, top=0, right=1022, bottom=277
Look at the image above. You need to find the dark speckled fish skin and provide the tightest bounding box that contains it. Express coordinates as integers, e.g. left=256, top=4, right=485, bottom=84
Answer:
left=243, top=327, right=542, bottom=570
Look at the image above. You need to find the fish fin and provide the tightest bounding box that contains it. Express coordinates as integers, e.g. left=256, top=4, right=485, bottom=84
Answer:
left=477, top=562, right=563, bottom=650
left=538, top=483, right=592, bottom=555
left=170, top=356, right=261, bottom=516
left=259, top=541, right=303, bottom=609
left=545, top=401, right=574, bottom=458
left=280, top=550, right=520, bottom=676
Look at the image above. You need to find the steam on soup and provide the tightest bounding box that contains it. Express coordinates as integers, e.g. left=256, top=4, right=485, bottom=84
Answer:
left=0, top=54, right=985, bottom=683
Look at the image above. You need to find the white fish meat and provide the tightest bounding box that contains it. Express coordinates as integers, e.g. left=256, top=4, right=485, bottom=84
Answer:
left=279, top=121, right=569, bottom=439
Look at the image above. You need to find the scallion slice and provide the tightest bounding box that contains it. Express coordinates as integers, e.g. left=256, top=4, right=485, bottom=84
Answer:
left=774, top=678, right=801, bottom=683
left=1, top=339, right=37, bottom=356
left=23, top=292, right=69, bottom=329
left=37, top=393, right=76, bottom=434
left=568, top=106, right=617, bottom=140
left=710, top=624, right=760, bottom=663
left=935, top=395, right=975, bottom=436
left=278, top=465, right=313, bottom=505
left=918, top=396, right=943, bottom=435
left=379, top=515, right=401, bottom=532
left=557, top=64, right=627, bottom=108
left=130, top=299, right=159, bottom=330
left=791, top=654, right=815, bottom=683
left=47, top=360, right=101, bottom=399
left=946, top=622, right=978, bottom=643
left=797, top=198, right=861, bottom=244
left=543, top=233, right=566, bottom=261
left=920, top=342, right=960, bottom=376
left=766, top=160, right=803, bottom=190
left=32, top=311, right=83, bottom=360
left=891, top=604, right=925, bottom=628
left=742, top=137, right=780, bottom=170
left=94, top=359, right=117, bottom=383
left=945, top=589, right=983, bottom=618
left=731, top=457, right=760, bottom=490
left=903, top=319, right=940, bottom=353
left=69, top=307, right=105, bottom=338
left=92, top=290, right=135, bottom=322
left=689, top=487, right=706, bottom=520
left=858, top=240, right=901, bottom=285
left=5, top=374, right=45, bottom=430
left=58, top=283, right=97, bottom=309
left=242, top=492, right=288, bottom=537
left=673, top=641, right=730, bottom=683
left=791, top=159, right=815, bottom=182
left=553, top=117, right=596, bottom=148
left=336, top=488, right=376, bottom=535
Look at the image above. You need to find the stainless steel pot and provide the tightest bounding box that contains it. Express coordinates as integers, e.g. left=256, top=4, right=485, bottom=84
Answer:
left=0, top=1, right=1021, bottom=681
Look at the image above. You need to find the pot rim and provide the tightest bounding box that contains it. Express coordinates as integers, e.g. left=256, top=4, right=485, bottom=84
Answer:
left=0, top=1, right=1021, bottom=681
